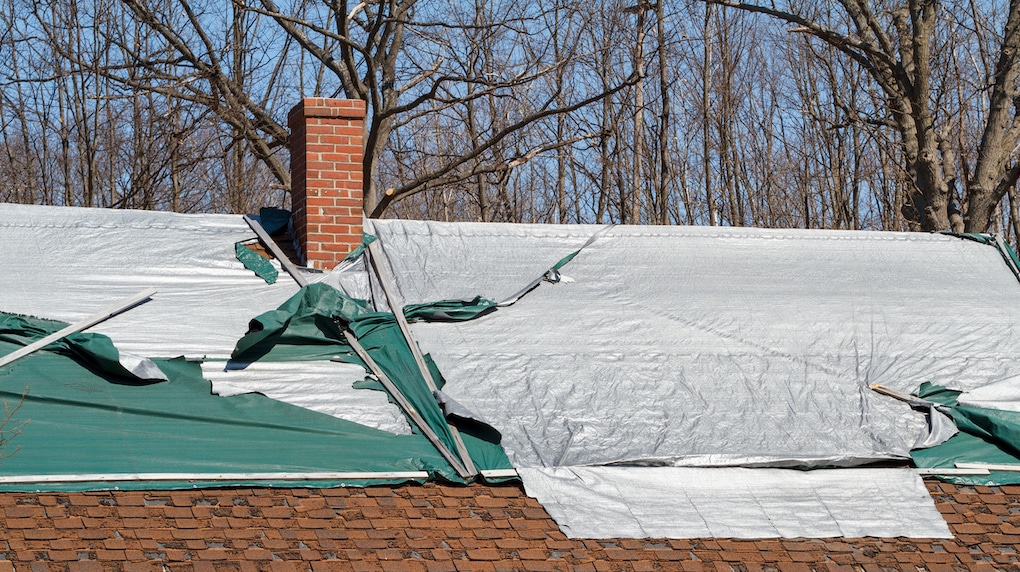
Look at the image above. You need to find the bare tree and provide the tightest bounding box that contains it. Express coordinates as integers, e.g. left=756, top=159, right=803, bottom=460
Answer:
left=88, top=0, right=633, bottom=218
left=6, top=0, right=1016, bottom=237
left=707, top=0, right=1020, bottom=233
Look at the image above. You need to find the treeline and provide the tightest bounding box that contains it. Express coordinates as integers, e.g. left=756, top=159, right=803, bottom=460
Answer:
left=1, top=0, right=1017, bottom=237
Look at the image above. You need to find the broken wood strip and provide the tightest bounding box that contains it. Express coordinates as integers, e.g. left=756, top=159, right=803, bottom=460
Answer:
left=243, top=215, right=308, bottom=288
left=446, top=426, right=479, bottom=478
left=0, top=471, right=430, bottom=484
left=479, top=469, right=519, bottom=479
left=0, top=288, right=157, bottom=369
left=366, top=239, right=478, bottom=477
left=341, top=324, right=473, bottom=480
left=916, top=468, right=990, bottom=476
left=956, top=462, right=1020, bottom=473
left=366, top=239, right=438, bottom=393
left=869, top=384, right=918, bottom=403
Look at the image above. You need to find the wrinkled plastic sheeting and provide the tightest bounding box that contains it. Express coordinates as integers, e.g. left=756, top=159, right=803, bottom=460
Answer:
left=0, top=311, right=168, bottom=381
left=957, top=377, right=1020, bottom=412
left=372, top=221, right=1020, bottom=468
left=203, top=360, right=411, bottom=435
left=0, top=203, right=300, bottom=359
left=520, top=467, right=951, bottom=539
left=315, top=255, right=374, bottom=302
left=365, top=219, right=607, bottom=307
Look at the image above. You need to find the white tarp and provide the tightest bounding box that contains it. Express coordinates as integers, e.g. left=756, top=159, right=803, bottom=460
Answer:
left=0, top=203, right=397, bottom=433
left=519, top=467, right=952, bottom=539
left=957, top=376, right=1020, bottom=412
left=204, top=360, right=410, bottom=435
left=0, top=203, right=298, bottom=359
left=366, top=219, right=1020, bottom=538
left=370, top=220, right=1020, bottom=468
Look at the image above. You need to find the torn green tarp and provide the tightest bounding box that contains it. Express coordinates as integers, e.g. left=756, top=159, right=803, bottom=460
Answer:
left=911, top=382, right=1020, bottom=485
left=0, top=312, right=159, bottom=383
left=232, top=284, right=373, bottom=363
left=230, top=283, right=513, bottom=479
left=235, top=208, right=293, bottom=283
left=231, top=286, right=498, bottom=363
left=342, top=233, right=377, bottom=264
left=346, top=313, right=512, bottom=475
left=0, top=330, right=461, bottom=491
left=235, top=241, right=279, bottom=284
left=404, top=297, right=497, bottom=321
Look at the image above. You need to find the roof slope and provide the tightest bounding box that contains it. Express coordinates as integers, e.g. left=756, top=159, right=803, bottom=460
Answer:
left=0, top=480, right=1013, bottom=570
left=365, top=219, right=1020, bottom=538
left=4, top=203, right=1020, bottom=541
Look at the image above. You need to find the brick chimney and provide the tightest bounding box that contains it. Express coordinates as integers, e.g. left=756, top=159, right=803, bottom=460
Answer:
left=288, top=98, right=366, bottom=270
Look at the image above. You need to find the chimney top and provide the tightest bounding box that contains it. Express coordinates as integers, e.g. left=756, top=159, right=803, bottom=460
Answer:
left=288, top=98, right=367, bottom=270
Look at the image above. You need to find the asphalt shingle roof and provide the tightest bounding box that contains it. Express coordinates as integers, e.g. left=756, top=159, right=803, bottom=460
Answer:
left=0, top=480, right=1016, bottom=571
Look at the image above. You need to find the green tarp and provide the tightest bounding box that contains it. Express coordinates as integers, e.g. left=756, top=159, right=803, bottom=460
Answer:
left=907, top=234, right=1020, bottom=485
left=0, top=275, right=511, bottom=491
left=231, top=283, right=512, bottom=478
left=233, top=208, right=295, bottom=284
left=0, top=313, right=155, bottom=382
left=230, top=286, right=497, bottom=364
left=0, top=316, right=464, bottom=490
left=235, top=242, right=279, bottom=284
left=911, top=382, right=1020, bottom=485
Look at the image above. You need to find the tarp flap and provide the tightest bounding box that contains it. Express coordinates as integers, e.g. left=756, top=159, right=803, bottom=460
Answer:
left=519, top=467, right=952, bottom=539
left=911, top=383, right=1020, bottom=485
left=235, top=242, right=280, bottom=284
left=0, top=312, right=165, bottom=382
left=204, top=359, right=411, bottom=435
left=404, top=297, right=497, bottom=322
left=0, top=337, right=460, bottom=490
left=349, top=316, right=513, bottom=475
left=231, top=283, right=372, bottom=363
left=230, top=283, right=512, bottom=478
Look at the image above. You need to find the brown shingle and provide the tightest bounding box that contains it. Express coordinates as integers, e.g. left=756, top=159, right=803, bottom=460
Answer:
left=0, top=480, right=1018, bottom=570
